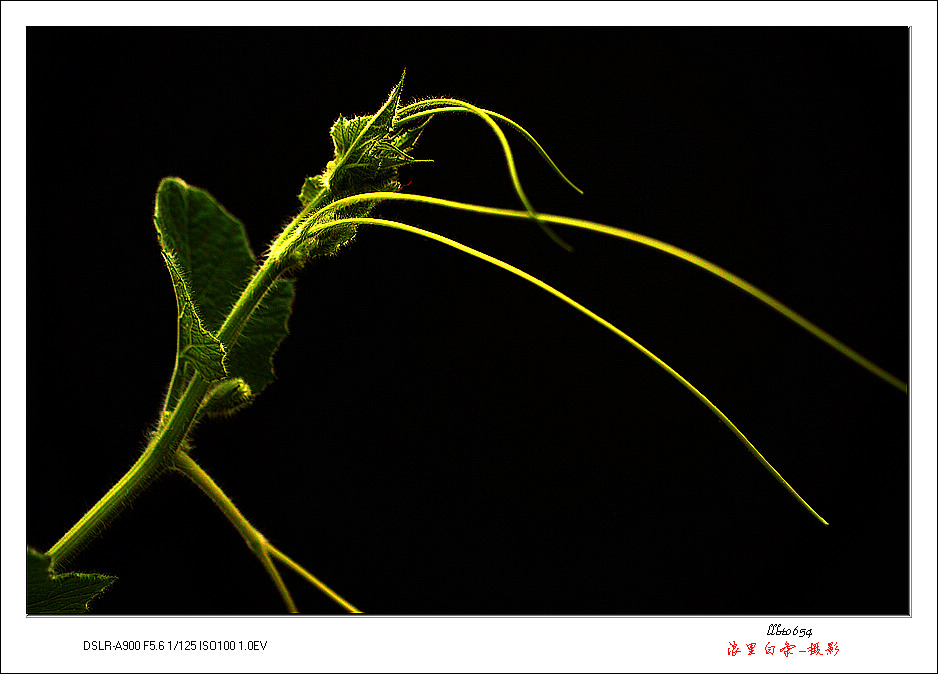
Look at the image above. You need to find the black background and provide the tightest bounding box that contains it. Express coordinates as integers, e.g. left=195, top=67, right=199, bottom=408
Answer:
left=28, top=27, right=909, bottom=615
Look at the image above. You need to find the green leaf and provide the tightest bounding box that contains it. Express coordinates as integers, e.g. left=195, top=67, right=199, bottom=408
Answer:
left=297, top=72, right=431, bottom=261
left=154, top=178, right=296, bottom=406
left=324, top=71, right=431, bottom=199
left=27, top=547, right=116, bottom=614
left=330, top=114, right=378, bottom=162
left=329, top=72, right=405, bottom=163
left=298, top=174, right=327, bottom=208
left=163, top=251, right=228, bottom=383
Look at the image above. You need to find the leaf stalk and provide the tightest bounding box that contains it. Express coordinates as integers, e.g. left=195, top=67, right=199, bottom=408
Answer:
left=171, top=450, right=360, bottom=614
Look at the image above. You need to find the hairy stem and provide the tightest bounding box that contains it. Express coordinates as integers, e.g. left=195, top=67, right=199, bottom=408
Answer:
left=47, top=238, right=295, bottom=568
left=275, top=181, right=331, bottom=253
left=46, top=374, right=211, bottom=568
left=216, top=252, right=289, bottom=348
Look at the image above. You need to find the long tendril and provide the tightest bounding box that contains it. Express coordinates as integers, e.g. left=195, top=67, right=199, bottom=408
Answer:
left=292, top=191, right=908, bottom=394
left=304, top=214, right=831, bottom=526
left=392, top=98, right=575, bottom=251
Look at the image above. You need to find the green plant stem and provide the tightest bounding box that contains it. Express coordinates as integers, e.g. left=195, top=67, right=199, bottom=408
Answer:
left=275, top=184, right=330, bottom=253
left=46, top=247, right=294, bottom=569
left=265, top=543, right=361, bottom=614
left=215, top=251, right=289, bottom=348
left=170, top=450, right=298, bottom=613
left=171, top=450, right=361, bottom=614
left=45, top=374, right=211, bottom=568
left=257, top=549, right=297, bottom=614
